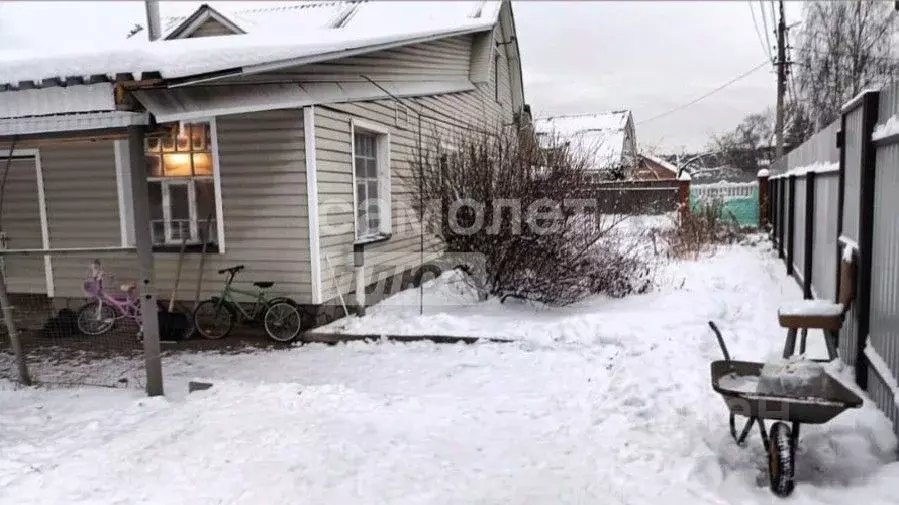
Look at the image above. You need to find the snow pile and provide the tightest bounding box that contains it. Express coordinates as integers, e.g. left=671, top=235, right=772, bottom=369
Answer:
left=718, top=373, right=761, bottom=394
left=1, top=237, right=898, bottom=503
left=872, top=115, right=899, bottom=141
left=779, top=299, right=844, bottom=317
left=758, top=357, right=828, bottom=397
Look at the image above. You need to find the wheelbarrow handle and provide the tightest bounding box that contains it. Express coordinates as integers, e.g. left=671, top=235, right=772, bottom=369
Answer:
left=708, top=321, right=732, bottom=364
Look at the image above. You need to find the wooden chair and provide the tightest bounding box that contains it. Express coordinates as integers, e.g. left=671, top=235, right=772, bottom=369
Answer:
left=776, top=248, right=857, bottom=361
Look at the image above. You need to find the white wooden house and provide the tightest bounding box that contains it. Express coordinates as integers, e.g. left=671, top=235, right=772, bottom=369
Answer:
left=0, top=1, right=528, bottom=326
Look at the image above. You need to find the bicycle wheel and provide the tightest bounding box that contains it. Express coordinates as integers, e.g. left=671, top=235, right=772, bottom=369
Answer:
left=76, top=300, right=117, bottom=336
left=263, top=301, right=302, bottom=342
left=193, top=299, right=236, bottom=340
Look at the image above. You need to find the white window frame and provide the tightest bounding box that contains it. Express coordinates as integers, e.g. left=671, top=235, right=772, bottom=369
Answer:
left=350, top=118, right=392, bottom=243
left=116, top=117, right=226, bottom=252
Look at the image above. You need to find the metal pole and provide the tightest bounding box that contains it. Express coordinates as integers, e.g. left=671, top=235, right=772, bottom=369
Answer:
left=127, top=125, right=163, bottom=397
left=145, top=0, right=161, bottom=42
left=0, top=272, right=30, bottom=385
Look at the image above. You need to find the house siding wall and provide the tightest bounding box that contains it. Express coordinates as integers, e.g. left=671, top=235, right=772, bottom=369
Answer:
left=188, top=18, right=236, bottom=38
left=313, top=23, right=517, bottom=303
left=40, top=109, right=312, bottom=304
left=246, top=35, right=474, bottom=84
left=0, top=156, right=45, bottom=294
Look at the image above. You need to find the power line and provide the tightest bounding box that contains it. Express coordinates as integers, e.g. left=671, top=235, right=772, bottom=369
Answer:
left=758, top=0, right=774, bottom=60
left=637, top=60, right=770, bottom=125
left=749, top=1, right=773, bottom=61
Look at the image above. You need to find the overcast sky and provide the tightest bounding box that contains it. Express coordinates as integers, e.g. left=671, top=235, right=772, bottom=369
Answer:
left=0, top=1, right=802, bottom=153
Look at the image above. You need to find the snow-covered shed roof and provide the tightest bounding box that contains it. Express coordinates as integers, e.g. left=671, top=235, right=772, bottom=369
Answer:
left=0, top=1, right=501, bottom=89
left=640, top=153, right=678, bottom=174
left=533, top=111, right=633, bottom=168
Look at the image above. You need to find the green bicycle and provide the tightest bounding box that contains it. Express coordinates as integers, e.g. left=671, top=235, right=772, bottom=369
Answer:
left=192, top=265, right=303, bottom=342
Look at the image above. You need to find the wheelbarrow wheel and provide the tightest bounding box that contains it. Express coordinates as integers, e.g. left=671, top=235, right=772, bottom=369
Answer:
left=768, top=422, right=795, bottom=497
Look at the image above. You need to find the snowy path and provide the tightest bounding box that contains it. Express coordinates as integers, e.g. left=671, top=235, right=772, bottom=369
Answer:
left=1, top=242, right=898, bottom=504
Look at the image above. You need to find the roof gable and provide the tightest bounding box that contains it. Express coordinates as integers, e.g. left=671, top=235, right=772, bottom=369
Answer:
left=533, top=111, right=635, bottom=168
left=165, top=5, right=245, bottom=40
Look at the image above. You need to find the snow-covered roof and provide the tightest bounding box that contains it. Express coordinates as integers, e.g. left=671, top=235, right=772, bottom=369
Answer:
left=161, top=2, right=502, bottom=40
left=639, top=153, right=678, bottom=174
left=533, top=111, right=633, bottom=169
left=0, top=1, right=501, bottom=89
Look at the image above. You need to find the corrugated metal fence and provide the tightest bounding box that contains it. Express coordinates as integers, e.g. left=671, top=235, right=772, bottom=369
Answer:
left=769, top=85, right=899, bottom=433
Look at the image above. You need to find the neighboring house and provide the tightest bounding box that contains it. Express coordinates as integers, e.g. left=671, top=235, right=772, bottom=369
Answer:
left=533, top=110, right=638, bottom=179
left=0, top=0, right=527, bottom=326
left=635, top=153, right=678, bottom=180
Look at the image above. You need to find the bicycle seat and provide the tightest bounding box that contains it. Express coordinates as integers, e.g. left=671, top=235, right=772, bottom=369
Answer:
left=253, top=281, right=274, bottom=289
left=218, top=265, right=245, bottom=275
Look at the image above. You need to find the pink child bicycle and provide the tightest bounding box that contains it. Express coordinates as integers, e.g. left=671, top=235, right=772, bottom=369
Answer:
left=77, top=260, right=147, bottom=337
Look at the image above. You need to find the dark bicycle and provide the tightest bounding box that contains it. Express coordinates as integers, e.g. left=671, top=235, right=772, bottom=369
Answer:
left=192, top=265, right=303, bottom=342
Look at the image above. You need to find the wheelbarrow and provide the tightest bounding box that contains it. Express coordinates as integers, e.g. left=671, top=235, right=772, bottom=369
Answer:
left=707, top=321, right=862, bottom=497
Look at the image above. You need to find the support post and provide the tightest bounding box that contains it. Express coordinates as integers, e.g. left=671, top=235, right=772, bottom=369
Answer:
left=803, top=172, right=816, bottom=299
left=786, top=175, right=796, bottom=275
left=677, top=171, right=691, bottom=222
left=854, top=91, right=880, bottom=389
left=758, top=169, right=770, bottom=229
left=835, top=124, right=846, bottom=310
left=354, top=243, right=365, bottom=317
left=127, top=125, right=163, bottom=397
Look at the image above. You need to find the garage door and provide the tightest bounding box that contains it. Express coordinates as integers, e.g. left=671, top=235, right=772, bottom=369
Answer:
left=0, top=155, right=47, bottom=294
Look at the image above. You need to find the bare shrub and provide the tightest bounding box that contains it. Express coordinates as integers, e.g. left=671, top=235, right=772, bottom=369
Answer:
left=407, top=127, right=655, bottom=305
left=662, top=199, right=744, bottom=260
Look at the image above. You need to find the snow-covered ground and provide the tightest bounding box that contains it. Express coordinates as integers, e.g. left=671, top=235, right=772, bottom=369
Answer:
left=1, top=233, right=898, bottom=504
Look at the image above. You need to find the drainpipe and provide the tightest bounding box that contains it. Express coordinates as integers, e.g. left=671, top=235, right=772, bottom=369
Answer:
left=145, top=0, right=161, bottom=41
left=354, top=243, right=366, bottom=316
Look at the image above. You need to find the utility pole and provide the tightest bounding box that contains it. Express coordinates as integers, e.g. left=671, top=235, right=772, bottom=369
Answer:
left=774, top=0, right=788, bottom=158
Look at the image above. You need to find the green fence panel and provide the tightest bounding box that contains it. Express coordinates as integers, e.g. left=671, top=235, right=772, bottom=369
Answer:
left=690, top=184, right=759, bottom=227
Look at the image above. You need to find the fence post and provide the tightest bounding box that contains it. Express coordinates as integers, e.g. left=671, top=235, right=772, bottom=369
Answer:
left=778, top=178, right=786, bottom=259
left=770, top=175, right=778, bottom=239
left=677, top=171, right=691, bottom=222
left=803, top=172, right=816, bottom=298
left=854, top=91, right=880, bottom=389
left=758, top=169, right=770, bottom=229
left=786, top=174, right=797, bottom=275
left=127, top=125, right=164, bottom=397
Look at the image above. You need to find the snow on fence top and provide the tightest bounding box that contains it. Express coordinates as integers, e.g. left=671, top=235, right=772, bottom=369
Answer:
left=873, top=115, right=899, bottom=141
left=784, top=162, right=840, bottom=177
left=0, top=5, right=497, bottom=87
left=691, top=181, right=757, bottom=200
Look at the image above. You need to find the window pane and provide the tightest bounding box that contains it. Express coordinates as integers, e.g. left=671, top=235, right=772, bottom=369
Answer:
left=160, top=130, right=176, bottom=152
left=192, top=153, right=213, bottom=176
left=148, top=182, right=164, bottom=244
left=354, top=133, right=376, bottom=157
left=176, top=125, right=190, bottom=151
left=146, top=155, right=163, bottom=177
left=163, top=153, right=193, bottom=177
left=355, top=156, right=366, bottom=177
left=169, top=184, right=190, bottom=220
left=196, top=179, right=216, bottom=223
left=366, top=158, right=378, bottom=178
left=190, top=123, right=208, bottom=151
left=367, top=180, right=379, bottom=202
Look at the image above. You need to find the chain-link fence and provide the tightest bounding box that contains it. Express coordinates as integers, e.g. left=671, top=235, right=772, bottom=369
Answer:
left=0, top=249, right=148, bottom=388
